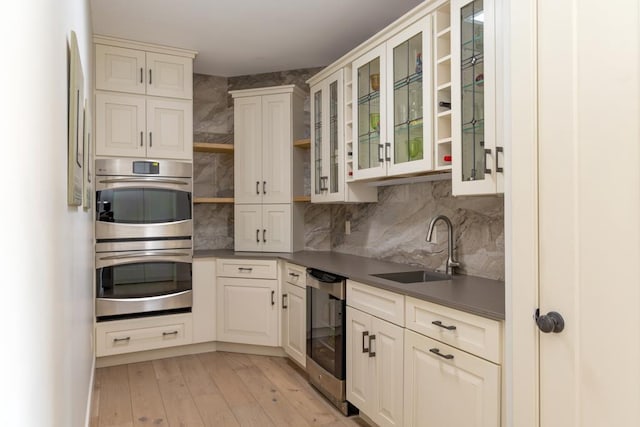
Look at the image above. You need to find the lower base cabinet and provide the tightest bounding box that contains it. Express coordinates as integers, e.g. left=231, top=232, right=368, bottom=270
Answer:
left=282, top=281, right=306, bottom=366
left=403, top=329, right=501, bottom=427
left=346, top=307, right=404, bottom=427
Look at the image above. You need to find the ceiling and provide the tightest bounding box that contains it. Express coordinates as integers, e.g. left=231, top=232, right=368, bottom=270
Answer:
left=90, top=0, right=425, bottom=77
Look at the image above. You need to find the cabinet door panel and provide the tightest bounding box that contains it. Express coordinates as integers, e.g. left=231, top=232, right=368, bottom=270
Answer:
left=216, top=277, right=278, bottom=346
left=192, top=258, right=216, bottom=343
left=95, top=92, right=146, bottom=157
left=346, top=307, right=372, bottom=412
left=261, top=93, right=292, bottom=204
left=371, top=318, right=404, bottom=427
left=404, top=329, right=500, bottom=427
left=283, top=282, right=306, bottom=367
left=146, top=98, right=192, bottom=160
left=95, top=45, right=146, bottom=94
left=234, top=97, right=263, bottom=204
left=234, top=204, right=262, bottom=251
left=146, top=52, right=193, bottom=99
left=261, top=204, right=291, bottom=252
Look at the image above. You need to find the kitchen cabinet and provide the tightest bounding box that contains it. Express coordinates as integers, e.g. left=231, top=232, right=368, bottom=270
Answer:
left=216, top=259, right=279, bottom=347
left=192, top=257, right=216, bottom=344
left=352, top=16, right=434, bottom=181
left=95, top=92, right=192, bottom=160
left=95, top=43, right=193, bottom=99
left=281, top=262, right=307, bottom=367
left=231, top=85, right=305, bottom=252
left=346, top=281, right=404, bottom=427
left=451, top=0, right=504, bottom=195
left=310, top=69, right=377, bottom=203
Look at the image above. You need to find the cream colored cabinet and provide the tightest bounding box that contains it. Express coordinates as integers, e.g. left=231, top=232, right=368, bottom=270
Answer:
left=231, top=85, right=305, bottom=252
left=451, top=0, right=504, bottom=195
left=346, top=280, right=404, bottom=427
left=404, top=329, right=500, bottom=427
left=310, top=69, right=377, bottom=203
left=95, top=92, right=192, bottom=160
left=95, top=43, right=193, bottom=99
left=281, top=262, right=307, bottom=366
left=216, top=259, right=279, bottom=347
left=192, top=257, right=216, bottom=344
left=351, top=16, right=435, bottom=181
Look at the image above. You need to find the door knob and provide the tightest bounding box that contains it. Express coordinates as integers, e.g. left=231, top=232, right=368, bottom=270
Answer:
left=535, top=308, right=565, bottom=333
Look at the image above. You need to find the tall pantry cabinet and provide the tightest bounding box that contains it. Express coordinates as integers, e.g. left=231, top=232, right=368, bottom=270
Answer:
left=230, top=85, right=305, bottom=252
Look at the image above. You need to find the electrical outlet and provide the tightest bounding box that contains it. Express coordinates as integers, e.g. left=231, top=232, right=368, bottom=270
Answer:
left=345, top=220, right=351, bottom=235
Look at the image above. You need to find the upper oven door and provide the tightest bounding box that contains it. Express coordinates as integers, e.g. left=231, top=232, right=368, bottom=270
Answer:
left=95, top=175, right=193, bottom=240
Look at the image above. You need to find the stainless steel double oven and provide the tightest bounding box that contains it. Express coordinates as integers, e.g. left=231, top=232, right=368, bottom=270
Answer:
left=95, top=159, right=193, bottom=320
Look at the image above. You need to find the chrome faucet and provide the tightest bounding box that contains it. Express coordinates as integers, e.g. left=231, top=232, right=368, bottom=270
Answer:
left=426, top=215, right=460, bottom=276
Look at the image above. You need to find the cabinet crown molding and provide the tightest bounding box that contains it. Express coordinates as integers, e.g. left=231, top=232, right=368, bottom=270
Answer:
left=93, top=34, right=198, bottom=58
left=229, top=84, right=305, bottom=99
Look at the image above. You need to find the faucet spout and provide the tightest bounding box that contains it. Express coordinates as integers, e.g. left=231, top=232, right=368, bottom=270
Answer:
left=426, top=214, right=460, bottom=276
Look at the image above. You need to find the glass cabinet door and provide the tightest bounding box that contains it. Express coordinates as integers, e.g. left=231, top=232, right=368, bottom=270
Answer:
left=312, top=87, right=323, bottom=196
left=329, top=80, right=339, bottom=195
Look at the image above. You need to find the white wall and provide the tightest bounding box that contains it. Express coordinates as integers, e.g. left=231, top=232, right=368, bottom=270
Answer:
left=0, top=1, right=94, bottom=426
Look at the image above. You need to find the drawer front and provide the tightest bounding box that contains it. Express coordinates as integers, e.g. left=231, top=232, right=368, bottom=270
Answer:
left=216, top=258, right=277, bottom=279
left=347, top=280, right=405, bottom=326
left=96, top=313, right=193, bottom=357
left=284, top=262, right=306, bottom=288
left=405, top=296, right=502, bottom=363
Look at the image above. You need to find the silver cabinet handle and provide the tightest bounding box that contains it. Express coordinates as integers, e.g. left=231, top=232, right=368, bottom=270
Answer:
left=113, top=337, right=130, bottom=343
left=98, top=177, right=189, bottom=185
left=496, top=146, right=504, bottom=173
left=385, top=142, right=391, bottom=162
left=149, top=69, right=152, bottom=84
left=484, top=148, right=492, bottom=174
left=256, top=229, right=260, bottom=243
left=256, top=181, right=260, bottom=195
left=149, top=132, right=153, bottom=147
left=140, top=131, right=143, bottom=147
left=263, top=229, right=266, bottom=243
left=362, top=331, right=369, bottom=353
left=378, top=144, right=384, bottom=163
left=368, top=334, right=376, bottom=357
left=140, top=67, right=143, bottom=83
left=99, top=251, right=190, bottom=260
left=271, top=290, right=275, bottom=306
left=238, top=267, right=253, bottom=272
left=282, top=294, right=288, bottom=309
left=162, top=331, right=178, bottom=337
left=263, top=181, right=266, bottom=194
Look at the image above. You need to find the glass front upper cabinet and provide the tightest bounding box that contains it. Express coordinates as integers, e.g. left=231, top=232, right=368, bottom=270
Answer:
left=312, top=86, right=323, bottom=196
left=452, top=0, right=500, bottom=195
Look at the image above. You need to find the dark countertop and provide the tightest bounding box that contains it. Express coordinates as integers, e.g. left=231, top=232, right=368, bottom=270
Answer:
left=194, top=249, right=505, bottom=321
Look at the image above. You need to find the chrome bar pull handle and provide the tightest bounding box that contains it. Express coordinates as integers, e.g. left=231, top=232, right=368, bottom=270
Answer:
left=162, top=331, right=178, bottom=337
left=362, top=331, right=369, bottom=353
left=484, top=148, right=492, bottom=174
left=430, top=348, right=454, bottom=360
left=368, top=334, right=376, bottom=357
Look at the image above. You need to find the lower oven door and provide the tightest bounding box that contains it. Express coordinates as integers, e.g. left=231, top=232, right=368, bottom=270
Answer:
left=96, top=249, right=192, bottom=319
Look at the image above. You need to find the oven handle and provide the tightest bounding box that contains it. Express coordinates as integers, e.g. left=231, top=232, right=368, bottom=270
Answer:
left=96, top=289, right=192, bottom=303
left=98, top=178, right=190, bottom=186
left=98, top=251, right=192, bottom=260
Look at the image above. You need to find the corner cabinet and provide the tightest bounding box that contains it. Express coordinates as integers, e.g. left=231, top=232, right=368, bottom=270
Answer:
left=352, top=16, right=434, bottom=180
left=231, top=85, right=305, bottom=252
left=451, top=0, right=504, bottom=195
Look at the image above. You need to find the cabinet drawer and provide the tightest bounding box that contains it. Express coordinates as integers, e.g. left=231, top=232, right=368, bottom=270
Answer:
left=347, top=280, right=405, bottom=326
left=216, top=258, right=277, bottom=279
left=405, top=296, right=502, bottom=363
left=284, top=262, right=306, bottom=288
left=96, top=313, right=193, bottom=357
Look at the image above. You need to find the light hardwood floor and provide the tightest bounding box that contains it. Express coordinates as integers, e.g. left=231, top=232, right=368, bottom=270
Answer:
left=90, top=352, right=369, bottom=427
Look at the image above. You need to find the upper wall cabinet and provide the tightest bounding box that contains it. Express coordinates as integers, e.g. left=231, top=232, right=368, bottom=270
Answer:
left=352, top=17, right=433, bottom=181
left=94, top=36, right=196, bottom=160
left=95, top=44, right=193, bottom=99
left=451, top=0, right=504, bottom=195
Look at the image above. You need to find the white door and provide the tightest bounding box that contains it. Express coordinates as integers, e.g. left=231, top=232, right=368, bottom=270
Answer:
left=234, top=204, right=262, bottom=252
left=282, top=282, right=306, bottom=367
left=146, top=98, right=192, bottom=160
left=146, top=52, right=193, bottom=99
left=370, top=317, right=404, bottom=427
left=535, top=0, right=640, bottom=425
left=216, top=277, right=278, bottom=346
left=95, top=45, right=146, bottom=94
left=234, top=96, right=263, bottom=204
left=261, top=204, right=291, bottom=252
left=95, top=92, right=146, bottom=158
left=261, top=93, right=292, bottom=204
left=346, top=307, right=372, bottom=411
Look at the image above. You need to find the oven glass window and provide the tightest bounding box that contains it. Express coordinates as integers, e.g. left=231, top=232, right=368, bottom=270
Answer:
left=307, top=287, right=345, bottom=379
left=97, top=261, right=192, bottom=299
left=96, top=188, right=191, bottom=224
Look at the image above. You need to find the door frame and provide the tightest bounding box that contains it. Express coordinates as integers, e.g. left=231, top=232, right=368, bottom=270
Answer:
left=506, top=0, right=539, bottom=426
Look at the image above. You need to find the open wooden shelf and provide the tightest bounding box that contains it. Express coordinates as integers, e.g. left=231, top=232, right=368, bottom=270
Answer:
left=193, top=142, right=234, bottom=153
left=193, top=197, right=234, bottom=204
left=293, top=138, right=311, bottom=148
left=292, top=195, right=311, bottom=202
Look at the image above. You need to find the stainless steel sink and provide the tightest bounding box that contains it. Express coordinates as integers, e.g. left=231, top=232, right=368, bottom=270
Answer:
left=371, top=270, right=450, bottom=284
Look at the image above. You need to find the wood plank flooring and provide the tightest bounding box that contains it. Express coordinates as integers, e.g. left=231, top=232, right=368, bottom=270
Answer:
left=90, top=352, right=369, bottom=427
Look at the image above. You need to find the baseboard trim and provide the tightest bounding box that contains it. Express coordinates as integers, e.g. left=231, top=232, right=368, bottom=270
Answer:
left=96, top=341, right=286, bottom=368
left=84, top=356, right=96, bottom=427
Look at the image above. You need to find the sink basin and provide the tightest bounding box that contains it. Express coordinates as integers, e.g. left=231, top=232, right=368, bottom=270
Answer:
left=371, top=270, right=450, bottom=284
